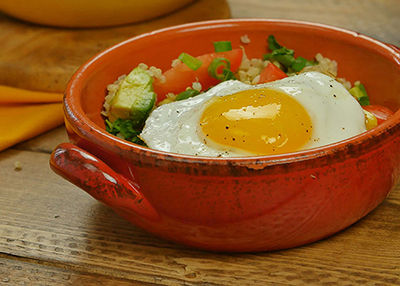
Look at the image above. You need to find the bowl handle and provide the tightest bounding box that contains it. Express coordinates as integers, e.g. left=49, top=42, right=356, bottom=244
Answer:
left=50, top=143, right=159, bottom=221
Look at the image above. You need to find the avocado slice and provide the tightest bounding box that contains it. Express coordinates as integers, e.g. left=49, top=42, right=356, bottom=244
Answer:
left=349, top=83, right=370, bottom=106
left=109, top=67, right=156, bottom=126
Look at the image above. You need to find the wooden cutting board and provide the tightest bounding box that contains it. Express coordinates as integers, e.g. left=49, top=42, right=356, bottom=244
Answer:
left=0, top=0, right=230, bottom=93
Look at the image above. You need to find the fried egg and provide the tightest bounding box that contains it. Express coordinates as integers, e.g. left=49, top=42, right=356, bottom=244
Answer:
left=140, top=71, right=367, bottom=157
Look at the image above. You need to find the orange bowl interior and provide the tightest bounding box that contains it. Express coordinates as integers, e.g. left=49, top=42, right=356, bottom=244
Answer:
left=72, top=20, right=400, bottom=138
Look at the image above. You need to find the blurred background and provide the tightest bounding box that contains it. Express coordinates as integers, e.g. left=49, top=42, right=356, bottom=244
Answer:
left=229, top=0, right=400, bottom=47
left=0, top=0, right=398, bottom=94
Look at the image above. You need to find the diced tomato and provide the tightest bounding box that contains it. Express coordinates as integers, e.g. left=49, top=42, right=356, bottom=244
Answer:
left=362, top=105, right=394, bottom=125
left=153, top=49, right=243, bottom=102
left=258, top=62, right=288, bottom=84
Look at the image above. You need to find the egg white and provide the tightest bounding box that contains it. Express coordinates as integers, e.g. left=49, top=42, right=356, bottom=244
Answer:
left=140, top=72, right=367, bottom=157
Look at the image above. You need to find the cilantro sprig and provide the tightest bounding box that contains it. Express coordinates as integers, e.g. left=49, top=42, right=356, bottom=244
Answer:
left=105, top=118, right=146, bottom=146
left=263, top=35, right=316, bottom=73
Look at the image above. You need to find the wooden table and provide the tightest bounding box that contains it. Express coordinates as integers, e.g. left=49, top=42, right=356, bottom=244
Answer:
left=1, top=1, right=400, bottom=285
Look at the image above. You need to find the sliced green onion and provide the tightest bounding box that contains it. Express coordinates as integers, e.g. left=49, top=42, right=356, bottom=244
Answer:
left=213, top=41, right=232, bottom=52
left=178, top=52, right=202, bottom=71
left=349, top=83, right=370, bottom=106
left=208, top=58, right=231, bottom=80
left=222, top=69, right=237, bottom=81
left=175, top=89, right=201, bottom=101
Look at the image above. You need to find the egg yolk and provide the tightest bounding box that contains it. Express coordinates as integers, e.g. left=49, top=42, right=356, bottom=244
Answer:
left=199, top=88, right=313, bottom=155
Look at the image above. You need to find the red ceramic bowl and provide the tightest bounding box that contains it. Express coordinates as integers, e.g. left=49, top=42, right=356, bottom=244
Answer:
left=50, top=19, right=400, bottom=252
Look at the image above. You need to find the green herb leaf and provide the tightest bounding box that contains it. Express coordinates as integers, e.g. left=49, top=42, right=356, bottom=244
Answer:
left=265, top=35, right=317, bottom=73
left=264, top=47, right=295, bottom=68
left=267, top=35, right=283, bottom=50
left=105, top=118, right=147, bottom=146
left=222, top=69, right=237, bottom=81
left=175, top=89, right=201, bottom=101
left=291, top=56, right=308, bottom=72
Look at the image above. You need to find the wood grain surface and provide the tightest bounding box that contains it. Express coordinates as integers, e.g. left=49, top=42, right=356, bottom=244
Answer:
left=1, top=0, right=400, bottom=285
left=0, top=0, right=230, bottom=93
left=1, top=132, right=400, bottom=285
left=228, top=0, right=400, bottom=47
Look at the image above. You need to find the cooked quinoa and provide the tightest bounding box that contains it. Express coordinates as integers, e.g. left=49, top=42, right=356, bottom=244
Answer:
left=103, top=36, right=355, bottom=114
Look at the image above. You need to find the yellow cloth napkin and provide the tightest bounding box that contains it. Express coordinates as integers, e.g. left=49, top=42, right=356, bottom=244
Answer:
left=0, top=85, right=64, bottom=151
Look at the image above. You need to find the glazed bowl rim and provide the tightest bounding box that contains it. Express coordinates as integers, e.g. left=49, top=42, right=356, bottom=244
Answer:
left=65, top=18, right=400, bottom=167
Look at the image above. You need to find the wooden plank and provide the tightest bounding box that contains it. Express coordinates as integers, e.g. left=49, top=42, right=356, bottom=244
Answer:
left=2, top=1, right=400, bottom=284
left=0, top=255, right=152, bottom=286
left=0, top=148, right=399, bottom=285
left=228, top=0, right=400, bottom=46
left=13, top=126, right=68, bottom=154
left=0, top=0, right=230, bottom=93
